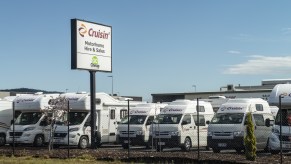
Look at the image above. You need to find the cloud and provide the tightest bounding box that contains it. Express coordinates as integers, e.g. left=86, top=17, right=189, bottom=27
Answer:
left=223, top=56, right=291, bottom=75
left=281, top=28, right=291, bottom=35
left=227, top=50, right=241, bottom=54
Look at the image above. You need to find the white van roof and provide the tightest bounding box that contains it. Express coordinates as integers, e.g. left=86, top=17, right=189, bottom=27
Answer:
left=13, top=93, right=59, bottom=111
left=160, top=99, right=214, bottom=115
left=218, top=98, right=271, bottom=113
left=268, top=84, right=291, bottom=107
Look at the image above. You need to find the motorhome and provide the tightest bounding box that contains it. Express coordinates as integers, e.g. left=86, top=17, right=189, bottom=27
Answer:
left=149, top=99, right=214, bottom=151
left=117, top=103, right=167, bottom=149
left=6, top=93, right=59, bottom=146
left=201, top=96, right=229, bottom=112
left=0, top=97, right=15, bottom=146
left=207, top=98, right=274, bottom=153
left=53, top=92, right=143, bottom=149
left=268, top=84, right=291, bottom=154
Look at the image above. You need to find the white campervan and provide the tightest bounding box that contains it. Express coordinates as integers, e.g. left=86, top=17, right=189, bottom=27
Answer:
left=53, top=92, right=142, bottom=149
left=117, top=103, right=167, bottom=149
left=6, top=93, right=59, bottom=146
left=0, top=97, right=15, bottom=146
left=149, top=99, right=214, bottom=151
left=268, top=84, right=291, bottom=154
left=207, top=98, right=274, bottom=153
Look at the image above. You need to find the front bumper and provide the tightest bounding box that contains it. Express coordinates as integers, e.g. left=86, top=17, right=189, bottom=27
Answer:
left=6, top=131, right=36, bottom=144
left=117, top=135, right=147, bottom=146
left=207, top=136, right=244, bottom=150
left=148, top=136, right=181, bottom=148
left=269, top=133, right=291, bottom=150
left=53, top=132, right=80, bottom=146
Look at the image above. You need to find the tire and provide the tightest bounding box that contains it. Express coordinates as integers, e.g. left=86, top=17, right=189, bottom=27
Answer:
left=213, top=148, right=221, bottom=153
left=33, top=135, right=44, bottom=147
left=181, top=137, right=191, bottom=152
left=78, top=136, right=89, bottom=149
left=0, top=134, right=6, bottom=146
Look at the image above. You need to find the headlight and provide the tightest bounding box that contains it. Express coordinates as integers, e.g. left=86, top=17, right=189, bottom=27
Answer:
left=24, top=127, right=35, bottom=131
left=170, top=131, right=180, bottom=136
left=272, top=128, right=279, bottom=134
left=233, top=131, right=244, bottom=137
left=136, top=130, right=144, bottom=135
left=207, top=131, right=213, bottom=136
left=69, top=128, right=79, bottom=132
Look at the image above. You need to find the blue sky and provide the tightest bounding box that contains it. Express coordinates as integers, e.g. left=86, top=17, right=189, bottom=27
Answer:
left=1, top=1, right=291, bottom=102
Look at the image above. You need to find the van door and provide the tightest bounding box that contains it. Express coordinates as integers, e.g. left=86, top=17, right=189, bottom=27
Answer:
left=108, top=108, right=117, bottom=142
left=193, top=114, right=207, bottom=147
left=252, top=113, right=273, bottom=149
left=181, top=114, right=193, bottom=145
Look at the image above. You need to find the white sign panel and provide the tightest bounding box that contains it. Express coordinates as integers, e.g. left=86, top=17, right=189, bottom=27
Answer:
left=71, top=19, right=112, bottom=72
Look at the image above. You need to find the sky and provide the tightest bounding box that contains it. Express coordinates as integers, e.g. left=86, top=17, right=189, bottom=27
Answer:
left=1, top=1, right=291, bottom=102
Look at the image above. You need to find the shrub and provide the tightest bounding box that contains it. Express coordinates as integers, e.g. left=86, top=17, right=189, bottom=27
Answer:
left=244, top=112, right=256, bottom=161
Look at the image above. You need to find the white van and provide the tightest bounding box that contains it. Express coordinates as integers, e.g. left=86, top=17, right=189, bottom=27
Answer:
left=268, top=84, right=291, bottom=154
left=207, top=98, right=274, bottom=153
left=0, top=97, right=15, bottom=146
left=6, top=93, right=59, bottom=146
left=149, top=99, right=214, bottom=151
left=53, top=92, right=143, bottom=149
left=117, top=103, right=167, bottom=149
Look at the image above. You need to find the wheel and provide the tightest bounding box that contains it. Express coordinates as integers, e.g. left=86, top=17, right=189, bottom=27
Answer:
left=122, top=143, right=129, bottom=149
left=181, top=137, right=191, bottom=152
left=78, top=136, right=89, bottom=149
left=0, top=134, right=6, bottom=146
left=33, top=135, right=44, bottom=147
left=213, top=148, right=221, bottom=153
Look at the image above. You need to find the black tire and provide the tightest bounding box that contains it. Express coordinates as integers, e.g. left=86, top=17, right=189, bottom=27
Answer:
left=122, top=143, right=129, bottom=149
left=33, top=135, right=44, bottom=147
left=213, top=148, right=221, bottom=153
left=0, top=134, right=6, bottom=146
left=78, top=136, right=89, bottom=149
left=181, top=137, right=191, bottom=152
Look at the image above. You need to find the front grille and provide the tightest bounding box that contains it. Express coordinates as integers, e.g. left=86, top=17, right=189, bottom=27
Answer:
left=213, top=132, right=232, bottom=136
left=9, top=132, right=22, bottom=137
left=155, top=131, right=169, bottom=136
left=120, top=131, right=135, bottom=135
left=54, top=133, right=67, bottom=138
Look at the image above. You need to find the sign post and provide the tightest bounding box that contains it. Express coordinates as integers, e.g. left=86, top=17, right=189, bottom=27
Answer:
left=71, top=19, right=112, bottom=149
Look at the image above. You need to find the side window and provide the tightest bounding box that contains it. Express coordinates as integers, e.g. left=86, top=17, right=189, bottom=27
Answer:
left=120, top=109, right=127, bottom=119
left=193, top=115, right=206, bottom=126
left=253, top=114, right=264, bottom=126
left=182, top=114, right=191, bottom=124
left=255, top=104, right=263, bottom=111
left=196, top=106, right=205, bottom=112
left=146, top=116, right=154, bottom=125
left=110, top=110, right=115, bottom=119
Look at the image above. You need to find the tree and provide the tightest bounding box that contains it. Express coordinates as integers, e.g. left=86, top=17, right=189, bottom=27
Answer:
left=244, top=112, right=257, bottom=161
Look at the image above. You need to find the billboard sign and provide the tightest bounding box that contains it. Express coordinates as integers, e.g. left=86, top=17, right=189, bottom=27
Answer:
left=71, top=19, right=112, bottom=72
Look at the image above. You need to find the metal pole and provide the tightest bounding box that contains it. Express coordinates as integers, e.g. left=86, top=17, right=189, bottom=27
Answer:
left=90, top=71, right=97, bottom=149
left=127, top=99, right=130, bottom=158
left=67, top=100, right=70, bottom=158
left=279, top=95, right=282, bottom=164
left=197, top=98, right=200, bottom=160
left=12, top=101, right=15, bottom=155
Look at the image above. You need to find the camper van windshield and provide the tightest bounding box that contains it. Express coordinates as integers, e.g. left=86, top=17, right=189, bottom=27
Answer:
left=15, top=112, right=42, bottom=125
left=69, top=112, right=88, bottom=125
left=120, top=115, right=147, bottom=124
left=211, top=113, right=244, bottom=124
left=157, top=114, right=183, bottom=124
left=275, top=109, right=291, bottom=126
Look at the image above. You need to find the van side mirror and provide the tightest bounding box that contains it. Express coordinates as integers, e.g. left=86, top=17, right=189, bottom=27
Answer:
left=265, top=118, right=274, bottom=127
left=40, top=120, right=48, bottom=126
left=206, top=120, right=210, bottom=125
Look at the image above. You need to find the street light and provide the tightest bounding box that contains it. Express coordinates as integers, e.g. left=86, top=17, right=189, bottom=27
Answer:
left=108, top=75, right=113, bottom=96
left=192, top=85, right=196, bottom=92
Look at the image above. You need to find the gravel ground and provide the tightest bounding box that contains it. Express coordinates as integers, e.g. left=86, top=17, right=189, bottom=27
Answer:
left=0, top=145, right=290, bottom=163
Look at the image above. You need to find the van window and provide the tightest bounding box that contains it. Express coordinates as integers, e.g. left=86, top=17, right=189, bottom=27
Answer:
left=182, top=114, right=191, bottom=124
left=146, top=116, right=154, bottom=125
left=253, top=114, right=264, bottom=126
left=120, top=109, right=127, bottom=119
left=255, top=104, right=264, bottom=111
left=193, top=115, right=206, bottom=126
left=275, top=109, right=291, bottom=126
left=197, top=106, right=205, bottom=112
left=110, top=110, right=115, bottom=119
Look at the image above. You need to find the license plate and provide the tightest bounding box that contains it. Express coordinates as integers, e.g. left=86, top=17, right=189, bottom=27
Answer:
left=124, top=140, right=129, bottom=143
left=158, top=142, right=165, bottom=145
left=218, top=143, right=227, bottom=147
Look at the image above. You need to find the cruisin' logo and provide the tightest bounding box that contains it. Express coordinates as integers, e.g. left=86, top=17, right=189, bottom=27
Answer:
left=78, top=23, right=110, bottom=39
left=78, top=24, right=87, bottom=37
